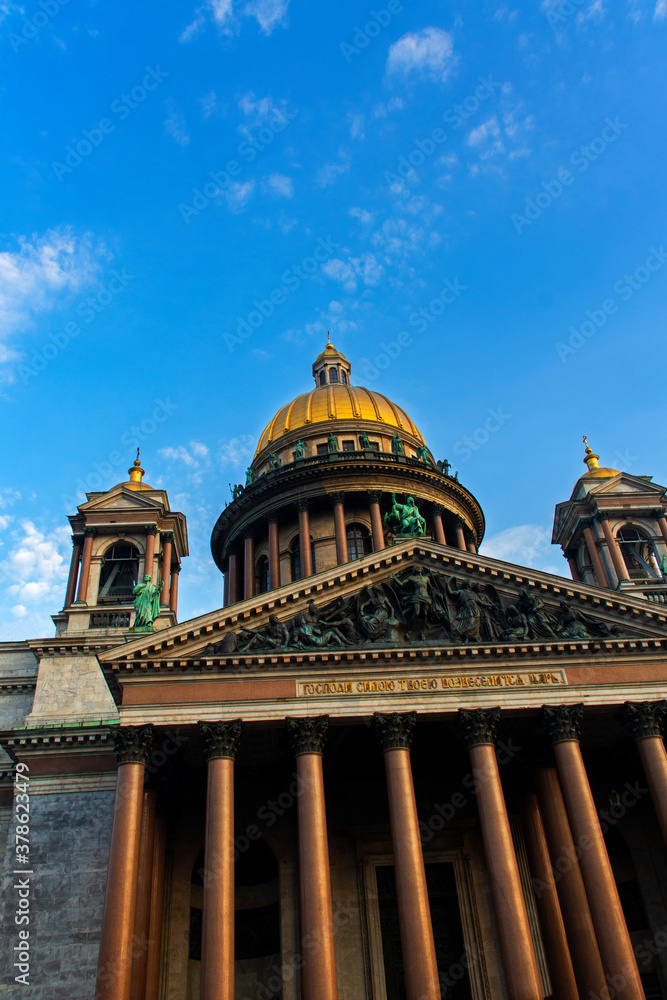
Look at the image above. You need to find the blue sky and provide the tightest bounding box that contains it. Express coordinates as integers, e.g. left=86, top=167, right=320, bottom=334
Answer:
left=1, top=0, right=666, bottom=639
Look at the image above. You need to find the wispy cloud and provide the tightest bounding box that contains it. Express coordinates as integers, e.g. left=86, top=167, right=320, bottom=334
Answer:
left=0, top=228, right=103, bottom=341
left=316, top=149, right=351, bottom=187
left=180, top=0, right=290, bottom=40
left=159, top=442, right=211, bottom=483
left=385, top=28, right=455, bottom=84
left=266, top=173, right=294, bottom=198
left=655, top=0, right=667, bottom=18
left=164, top=100, right=191, bottom=146
left=481, top=523, right=564, bottom=577
left=322, top=253, right=384, bottom=293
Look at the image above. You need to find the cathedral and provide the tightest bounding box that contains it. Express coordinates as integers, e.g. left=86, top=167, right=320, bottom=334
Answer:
left=2, top=342, right=667, bottom=1000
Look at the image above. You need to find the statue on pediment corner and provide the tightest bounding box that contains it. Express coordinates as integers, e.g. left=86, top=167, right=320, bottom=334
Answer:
left=384, top=494, right=426, bottom=536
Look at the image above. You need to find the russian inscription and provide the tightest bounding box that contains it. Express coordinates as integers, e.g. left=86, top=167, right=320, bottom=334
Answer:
left=298, top=669, right=566, bottom=696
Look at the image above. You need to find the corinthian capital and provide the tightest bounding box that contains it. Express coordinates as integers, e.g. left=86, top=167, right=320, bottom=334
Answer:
left=373, top=712, right=416, bottom=751
left=112, top=725, right=154, bottom=766
left=286, top=716, right=329, bottom=755
left=458, top=708, right=499, bottom=749
left=541, top=704, right=583, bottom=744
left=621, top=701, right=667, bottom=740
left=198, top=720, right=242, bottom=761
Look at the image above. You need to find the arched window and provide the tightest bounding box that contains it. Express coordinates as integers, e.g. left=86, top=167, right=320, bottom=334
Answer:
left=319, top=369, right=326, bottom=386
left=98, top=543, right=139, bottom=602
left=256, top=555, right=269, bottom=594
left=617, top=525, right=660, bottom=580
left=291, top=537, right=316, bottom=581
left=347, top=524, right=371, bottom=560
left=341, top=370, right=348, bottom=385
left=329, top=367, right=339, bottom=383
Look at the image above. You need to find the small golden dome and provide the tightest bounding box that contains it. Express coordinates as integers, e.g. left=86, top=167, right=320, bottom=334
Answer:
left=580, top=435, right=619, bottom=479
left=255, top=383, right=425, bottom=456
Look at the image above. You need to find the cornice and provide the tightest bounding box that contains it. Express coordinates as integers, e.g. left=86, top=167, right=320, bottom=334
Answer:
left=0, top=726, right=115, bottom=759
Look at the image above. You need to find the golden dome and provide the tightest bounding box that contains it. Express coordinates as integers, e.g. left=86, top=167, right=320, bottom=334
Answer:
left=255, top=383, right=425, bottom=456
left=580, top=435, right=620, bottom=480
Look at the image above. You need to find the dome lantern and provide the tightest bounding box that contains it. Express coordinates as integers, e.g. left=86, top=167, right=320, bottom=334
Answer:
left=312, top=336, right=352, bottom=388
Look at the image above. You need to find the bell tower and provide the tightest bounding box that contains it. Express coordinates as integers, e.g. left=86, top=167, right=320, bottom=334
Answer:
left=552, top=437, right=667, bottom=603
left=53, top=454, right=189, bottom=636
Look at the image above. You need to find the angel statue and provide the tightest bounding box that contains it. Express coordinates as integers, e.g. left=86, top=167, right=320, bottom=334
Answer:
left=384, top=494, right=426, bottom=536
left=133, top=575, right=163, bottom=629
left=388, top=566, right=432, bottom=640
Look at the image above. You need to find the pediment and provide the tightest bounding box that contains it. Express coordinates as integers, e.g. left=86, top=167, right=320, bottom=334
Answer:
left=98, top=540, right=667, bottom=671
left=585, top=474, right=665, bottom=498
left=81, top=487, right=166, bottom=513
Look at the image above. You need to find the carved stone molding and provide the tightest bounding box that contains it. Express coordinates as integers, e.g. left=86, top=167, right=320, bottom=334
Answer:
left=198, top=719, right=242, bottom=761
left=161, top=531, right=174, bottom=544
left=83, top=527, right=97, bottom=539
left=432, top=504, right=446, bottom=517
left=541, top=704, right=583, bottom=744
left=367, top=490, right=383, bottom=505
left=595, top=511, right=611, bottom=523
left=286, top=715, right=329, bottom=755
left=453, top=515, right=466, bottom=529
left=113, top=725, right=154, bottom=766
left=145, top=524, right=159, bottom=536
left=297, top=498, right=310, bottom=512
left=621, top=701, right=667, bottom=740
left=458, top=707, right=500, bottom=749
left=330, top=492, right=346, bottom=506
left=373, top=712, right=416, bottom=752
left=580, top=517, right=595, bottom=531
left=653, top=508, right=667, bottom=520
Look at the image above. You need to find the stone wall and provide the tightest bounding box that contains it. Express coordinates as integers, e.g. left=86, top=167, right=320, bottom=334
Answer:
left=0, top=788, right=114, bottom=999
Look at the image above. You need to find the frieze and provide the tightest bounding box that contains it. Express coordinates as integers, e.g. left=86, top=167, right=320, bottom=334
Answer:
left=297, top=669, right=566, bottom=697
left=201, top=566, right=638, bottom=656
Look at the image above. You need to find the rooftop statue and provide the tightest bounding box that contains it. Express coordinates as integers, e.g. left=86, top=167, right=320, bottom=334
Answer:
left=245, top=466, right=256, bottom=487
left=268, top=451, right=282, bottom=471
left=328, top=433, right=339, bottom=453
left=384, top=494, right=426, bottom=536
left=391, top=434, right=404, bottom=456
left=230, top=483, right=244, bottom=500
left=133, top=574, right=163, bottom=629
left=359, top=431, right=372, bottom=450
left=437, top=459, right=451, bottom=476
left=294, top=440, right=308, bottom=461
left=416, top=444, right=431, bottom=464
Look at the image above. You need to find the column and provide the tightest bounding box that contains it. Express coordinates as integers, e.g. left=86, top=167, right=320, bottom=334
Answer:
left=244, top=533, right=255, bottom=600
left=374, top=713, right=441, bottom=1000
left=286, top=716, right=338, bottom=1000
left=268, top=517, right=280, bottom=590
left=95, top=726, right=153, bottom=1000
left=652, top=508, right=667, bottom=548
left=431, top=505, right=447, bottom=546
left=597, top=512, right=631, bottom=584
left=198, top=720, right=242, bottom=1000
left=144, top=813, right=167, bottom=1000
left=223, top=564, right=230, bottom=608
left=582, top=519, right=610, bottom=588
left=298, top=500, right=313, bottom=577
left=458, top=708, right=543, bottom=1000
left=622, top=701, right=667, bottom=846
left=75, top=527, right=96, bottom=604
left=542, top=705, right=646, bottom=1000
left=466, top=532, right=477, bottom=554
left=565, top=552, right=581, bottom=582
left=534, top=767, right=608, bottom=1000
left=228, top=551, right=240, bottom=604
left=367, top=491, right=385, bottom=552
left=454, top=517, right=467, bottom=552
left=65, top=535, right=83, bottom=607
left=331, top=493, right=349, bottom=565
left=169, top=567, right=179, bottom=616
left=130, top=790, right=157, bottom=1000
left=519, top=794, right=579, bottom=1000
left=160, top=533, right=173, bottom=606
left=144, top=526, right=158, bottom=583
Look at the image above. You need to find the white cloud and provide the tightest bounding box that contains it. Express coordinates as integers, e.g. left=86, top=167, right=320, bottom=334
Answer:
left=224, top=180, right=256, bottom=212
left=0, top=488, right=21, bottom=509
left=164, top=100, right=190, bottom=146
left=219, top=435, right=255, bottom=467
left=266, top=173, right=294, bottom=198
left=373, top=97, right=405, bottom=118
left=180, top=16, right=206, bottom=42
left=316, top=149, right=351, bottom=187
left=385, top=28, right=455, bottom=84
left=11, top=604, right=26, bottom=618
left=211, top=0, right=234, bottom=24
left=322, top=253, right=384, bottom=293
left=348, top=113, right=365, bottom=139
left=1, top=520, right=69, bottom=603
left=238, top=91, right=294, bottom=136
left=655, top=0, right=667, bottom=18
left=243, top=0, right=289, bottom=33
left=349, top=207, right=374, bottom=226
left=480, top=524, right=565, bottom=577
left=200, top=91, right=220, bottom=118
left=0, top=228, right=102, bottom=340
left=159, top=442, right=211, bottom=483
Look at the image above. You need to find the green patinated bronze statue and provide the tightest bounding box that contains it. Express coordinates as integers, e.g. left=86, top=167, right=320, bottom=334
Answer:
left=359, top=431, right=372, bottom=450
left=328, top=433, right=339, bottom=453
left=384, top=494, right=426, bottom=536
left=268, top=451, right=282, bottom=471
left=133, top=574, right=163, bottom=630
left=294, top=440, right=308, bottom=460
left=391, top=434, right=404, bottom=456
